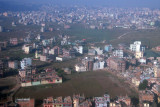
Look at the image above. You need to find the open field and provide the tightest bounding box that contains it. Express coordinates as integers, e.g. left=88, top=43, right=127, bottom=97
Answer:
left=15, top=71, right=138, bottom=100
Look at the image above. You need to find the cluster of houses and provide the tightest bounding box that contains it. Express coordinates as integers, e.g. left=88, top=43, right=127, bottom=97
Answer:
left=2, top=6, right=160, bottom=30
left=74, top=41, right=160, bottom=106
left=21, top=34, right=84, bottom=62
left=10, top=94, right=133, bottom=107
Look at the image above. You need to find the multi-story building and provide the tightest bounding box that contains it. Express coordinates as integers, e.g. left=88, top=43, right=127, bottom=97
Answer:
left=10, top=38, right=18, bottom=45
left=20, top=58, right=32, bottom=69
left=154, top=65, right=160, bottom=78
left=8, top=60, right=18, bottom=69
left=139, top=90, right=154, bottom=102
left=95, top=94, right=110, bottom=107
left=75, top=64, right=87, bottom=72
left=130, top=41, right=141, bottom=52
left=104, top=45, right=113, bottom=52
left=73, top=46, right=83, bottom=54
left=107, top=57, right=126, bottom=72
left=22, top=44, right=32, bottom=54
left=113, top=49, right=123, bottom=58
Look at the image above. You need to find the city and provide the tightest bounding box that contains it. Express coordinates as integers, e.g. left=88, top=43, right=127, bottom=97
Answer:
left=0, top=0, right=160, bottom=107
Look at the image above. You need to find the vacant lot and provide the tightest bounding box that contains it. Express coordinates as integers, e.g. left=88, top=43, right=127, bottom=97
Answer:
left=15, top=71, right=137, bottom=100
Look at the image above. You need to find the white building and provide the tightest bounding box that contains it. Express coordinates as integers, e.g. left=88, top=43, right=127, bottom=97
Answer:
left=94, top=47, right=103, bottom=55
left=95, top=94, right=110, bottom=107
left=75, top=64, right=86, bottom=72
left=130, top=41, right=141, bottom=52
left=20, top=58, right=32, bottom=69
left=93, top=61, right=105, bottom=70
left=113, top=50, right=123, bottom=58
left=73, top=46, right=83, bottom=54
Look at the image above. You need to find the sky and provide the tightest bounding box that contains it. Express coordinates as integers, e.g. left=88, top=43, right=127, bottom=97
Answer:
left=0, top=0, right=160, bottom=9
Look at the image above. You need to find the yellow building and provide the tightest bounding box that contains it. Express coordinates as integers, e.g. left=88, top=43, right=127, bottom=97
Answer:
left=135, top=51, right=143, bottom=59
left=132, top=77, right=140, bottom=87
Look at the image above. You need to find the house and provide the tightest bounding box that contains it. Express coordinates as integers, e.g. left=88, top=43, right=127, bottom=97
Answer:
left=20, top=58, right=32, bottom=69
left=130, top=41, right=141, bottom=52
left=94, top=94, right=110, bottom=107
left=156, top=46, right=160, bottom=51
left=152, top=83, right=160, bottom=96
left=0, top=41, right=7, bottom=48
left=107, top=57, right=126, bottom=72
left=43, top=96, right=72, bottom=107
left=40, top=55, right=49, bottom=62
left=75, top=64, right=87, bottom=72
left=35, top=51, right=42, bottom=59
left=10, top=38, right=18, bottom=45
left=63, top=68, right=71, bottom=74
left=88, top=49, right=96, bottom=55
left=8, top=60, right=18, bottom=69
left=94, top=47, right=103, bottom=55
left=118, top=96, right=131, bottom=106
left=139, top=90, right=154, bottom=102
left=104, top=45, right=113, bottom=52
left=135, top=51, right=143, bottom=59
left=22, top=44, right=32, bottom=54
left=15, top=98, right=35, bottom=107
left=132, top=77, right=140, bottom=87
left=73, top=46, right=83, bottom=54
left=113, top=49, right=123, bottom=58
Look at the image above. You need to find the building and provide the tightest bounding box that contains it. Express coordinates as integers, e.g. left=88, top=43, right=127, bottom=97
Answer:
left=94, top=47, right=103, bottom=55
left=43, top=96, right=72, bottom=107
left=104, top=45, right=112, bottom=52
left=139, top=90, right=154, bottom=102
left=130, top=41, right=141, bottom=52
left=152, top=83, right=160, bottom=96
left=156, top=46, right=160, bottom=51
left=8, top=60, right=18, bottom=69
left=113, top=49, right=123, bottom=58
left=22, top=44, right=32, bottom=54
left=20, top=69, right=62, bottom=87
left=107, top=57, right=126, bottom=72
left=153, top=65, right=160, bottom=78
left=135, top=51, right=143, bottom=59
left=88, top=49, right=96, bottom=55
left=93, top=61, right=105, bottom=70
left=75, top=64, right=87, bottom=72
left=0, top=26, right=3, bottom=32
left=132, top=77, right=140, bottom=87
left=73, top=46, right=83, bottom=54
left=0, top=41, right=7, bottom=48
left=20, top=58, right=32, bottom=69
left=40, top=55, right=48, bottom=62
left=10, top=38, right=18, bottom=45
left=95, top=94, right=110, bottom=107
left=15, top=98, right=35, bottom=107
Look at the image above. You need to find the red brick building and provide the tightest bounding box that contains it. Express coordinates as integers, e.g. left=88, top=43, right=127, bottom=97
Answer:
left=107, top=57, right=126, bottom=72
left=15, top=98, right=35, bottom=107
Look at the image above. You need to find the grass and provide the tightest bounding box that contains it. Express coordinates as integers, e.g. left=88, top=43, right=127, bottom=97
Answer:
left=15, top=71, right=138, bottom=100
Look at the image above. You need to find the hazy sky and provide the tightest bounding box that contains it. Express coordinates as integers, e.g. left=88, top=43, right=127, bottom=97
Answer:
left=0, top=0, right=160, bottom=8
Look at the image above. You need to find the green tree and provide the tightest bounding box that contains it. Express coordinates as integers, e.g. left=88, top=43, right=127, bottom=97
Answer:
left=139, top=79, right=148, bottom=90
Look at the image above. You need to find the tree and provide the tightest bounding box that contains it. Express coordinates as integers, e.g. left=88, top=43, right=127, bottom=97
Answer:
left=155, top=21, right=160, bottom=28
left=139, top=79, right=148, bottom=90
